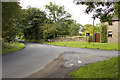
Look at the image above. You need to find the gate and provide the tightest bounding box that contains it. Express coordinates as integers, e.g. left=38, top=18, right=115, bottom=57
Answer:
left=95, top=33, right=100, bottom=42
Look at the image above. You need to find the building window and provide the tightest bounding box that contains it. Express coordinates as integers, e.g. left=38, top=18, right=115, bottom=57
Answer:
left=108, top=31, right=112, bottom=37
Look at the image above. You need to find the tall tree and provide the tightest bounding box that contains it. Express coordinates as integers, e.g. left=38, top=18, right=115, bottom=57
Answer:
left=73, top=1, right=120, bottom=23
left=45, top=2, right=72, bottom=22
left=81, top=24, right=101, bottom=34
left=43, top=23, right=58, bottom=40
left=81, top=24, right=93, bottom=34
left=21, top=7, right=47, bottom=40
left=56, top=19, right=74, bottom=35
left=2, top=2, right=21, bottom=42
left=69, top=23, right=80, bottom=36
left=45, top=2, right=74, bottom=35
left=114, top=2, right=120, bottom=19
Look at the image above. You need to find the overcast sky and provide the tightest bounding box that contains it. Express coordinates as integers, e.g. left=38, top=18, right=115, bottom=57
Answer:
left=19, top=0, right=100, bottom=26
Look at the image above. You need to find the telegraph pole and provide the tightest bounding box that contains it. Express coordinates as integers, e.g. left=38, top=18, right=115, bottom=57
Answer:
left=92, top=9, right=95, bottom=47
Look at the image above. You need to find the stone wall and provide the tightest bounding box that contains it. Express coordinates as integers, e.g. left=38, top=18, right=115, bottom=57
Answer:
left=118, top=22, right=120, bottom=43
left=50, top=36, right=88, bottom=42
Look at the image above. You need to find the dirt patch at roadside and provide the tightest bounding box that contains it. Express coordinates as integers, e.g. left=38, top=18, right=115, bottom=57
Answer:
left=27, top=53, right=81, bottom=78
left=27, top=51, right=113, bottom=78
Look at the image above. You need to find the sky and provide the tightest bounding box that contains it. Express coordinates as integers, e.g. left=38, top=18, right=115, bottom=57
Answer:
left=19, top=0, right=100, bottom=26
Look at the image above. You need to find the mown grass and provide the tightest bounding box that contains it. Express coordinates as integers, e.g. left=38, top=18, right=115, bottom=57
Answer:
left=2, top=42, right=25, bottom=55
left=45, top=41, right=119, bottom=51
left=68, top=56, right=119, bottom=78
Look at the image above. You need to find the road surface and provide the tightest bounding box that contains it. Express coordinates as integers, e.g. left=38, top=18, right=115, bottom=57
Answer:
left=2, top=43, right=118, bottom=78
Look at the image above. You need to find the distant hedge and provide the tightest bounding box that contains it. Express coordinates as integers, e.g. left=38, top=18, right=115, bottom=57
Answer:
left=101, top=25, right=107, bottom=43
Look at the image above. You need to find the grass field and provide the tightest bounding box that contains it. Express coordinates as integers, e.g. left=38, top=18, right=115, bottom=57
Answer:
left=45, top=41, right=119, bottom=51
left=68, top=56, right=119, bottom=78
left=2, top=42, right=25, bottom=55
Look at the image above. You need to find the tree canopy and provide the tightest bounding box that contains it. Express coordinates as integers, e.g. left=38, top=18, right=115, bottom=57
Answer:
left=73, top=1, right=120, bottom=23
left=80, top=24, right=101, bottom=34
left=21, top=7, right=47, bottom=40
left=69, top=23, right=81, bottom=36
left=45, top=2, right=72, bottom=22
left=20, top=3, right=76, bottom=41
left=3, top=2, right=105, bottom=43
left=2, top=2, right=21, bottom=42
left=45, top=2, right=74, bottom=36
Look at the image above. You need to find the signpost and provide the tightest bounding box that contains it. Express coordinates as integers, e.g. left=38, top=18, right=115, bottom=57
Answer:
left=93, top=9, right=95, bottom=47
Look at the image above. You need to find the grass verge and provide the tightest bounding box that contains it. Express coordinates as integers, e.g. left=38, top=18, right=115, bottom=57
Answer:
left=2, top=42, right=25, bottom=55
left=45, top=41, right=119, bottom=51
left=68, top=56, right=119, bottom=78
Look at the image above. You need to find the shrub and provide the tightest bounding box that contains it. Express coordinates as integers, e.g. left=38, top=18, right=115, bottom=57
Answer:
left=88, top=35, right=93, bottom=42
left=101, top=25, right=107, bottom=43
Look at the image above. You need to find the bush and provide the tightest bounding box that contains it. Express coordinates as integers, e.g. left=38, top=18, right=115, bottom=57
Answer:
left=101, top=25, right=107, bottom=43
left=88, top=35, right=93, bottom=42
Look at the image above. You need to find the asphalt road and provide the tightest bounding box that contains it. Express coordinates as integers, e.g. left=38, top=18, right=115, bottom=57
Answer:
left=2, top=43, right=118, bottom=78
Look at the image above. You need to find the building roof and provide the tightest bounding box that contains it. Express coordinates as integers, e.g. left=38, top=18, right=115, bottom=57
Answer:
left=112, top=15, right=120, bottom=21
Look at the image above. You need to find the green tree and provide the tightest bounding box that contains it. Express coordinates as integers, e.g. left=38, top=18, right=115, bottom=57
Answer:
left=21, top=7, right=47, bottom=40
left=73, top=1, right=120, bottom=23
left=69, top=23, right=80, bottom=36
left=114, top=2, right=120, bottom=19
left=56, top=19, right=74, bottom=35
left=81, top=24, right=101, bottom=35
left=81, top=24, right=93, bottom=34
left=2, top=2, right=21, bottom=42
left=95, top=23, right=101, bottom=33
left=45, top=2, right=72, bottom=22
left=45, top=2, right=74, bottom=36
left=43, top=23, right=58, bottom=40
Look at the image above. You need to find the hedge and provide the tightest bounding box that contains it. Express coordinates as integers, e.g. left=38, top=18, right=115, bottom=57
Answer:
left=101, top=25, right=107, bottom=43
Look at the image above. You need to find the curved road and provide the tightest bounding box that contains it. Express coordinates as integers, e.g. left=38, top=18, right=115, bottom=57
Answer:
left=2, top=43, right=118, bottom=78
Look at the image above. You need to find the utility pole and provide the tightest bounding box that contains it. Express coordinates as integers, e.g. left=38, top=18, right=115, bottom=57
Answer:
left=92, top=9, right=95, bottom=46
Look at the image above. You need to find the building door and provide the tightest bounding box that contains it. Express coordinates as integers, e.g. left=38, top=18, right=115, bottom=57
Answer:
left=95, top=33, right=100, bottom=42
